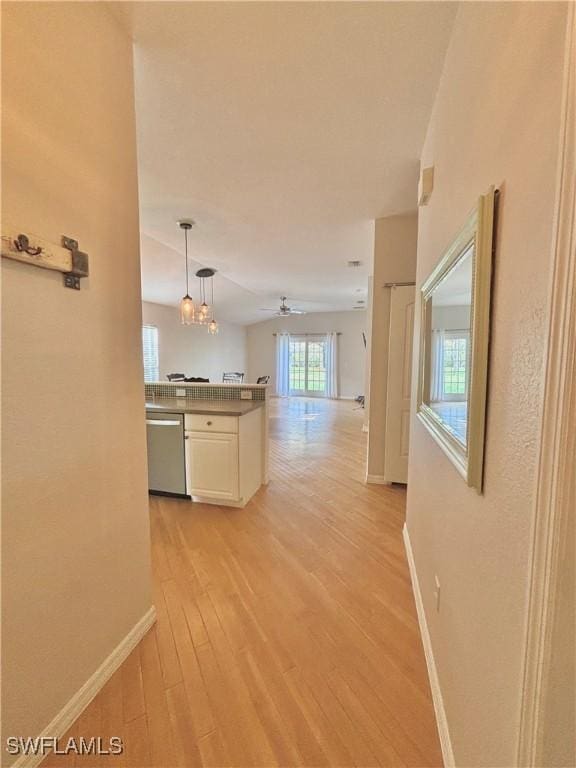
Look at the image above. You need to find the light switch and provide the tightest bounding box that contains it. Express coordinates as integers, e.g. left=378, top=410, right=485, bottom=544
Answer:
left=240, top=390, right=252, bottom=400
left=176, top=388, right=186, bottom=398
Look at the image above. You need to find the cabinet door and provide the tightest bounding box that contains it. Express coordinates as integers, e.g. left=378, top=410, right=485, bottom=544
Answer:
left=186, top=431, right=239, bottom=501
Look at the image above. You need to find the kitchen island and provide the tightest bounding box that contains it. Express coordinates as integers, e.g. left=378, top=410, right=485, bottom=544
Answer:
left=145, top=382, right=269, bottom=508
left=146, top=398, right=264, bottom=417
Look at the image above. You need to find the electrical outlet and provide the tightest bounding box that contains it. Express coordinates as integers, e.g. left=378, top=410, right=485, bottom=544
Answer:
left=175, top=388, right=186, bottom=398
left=434, top=575, right=441, bottom=612
left=240, top=389, right=252, bottom=400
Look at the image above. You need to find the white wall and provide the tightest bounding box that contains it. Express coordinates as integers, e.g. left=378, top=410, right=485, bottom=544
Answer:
left=2, top=3, right=152, bottom=755
left=142, top=301, right=247, bottom=383
left=246, top=311, right=366, bottom=398
left=406, top=3, right=569, bottom=766
left=366, top=213, right=418, bottom=478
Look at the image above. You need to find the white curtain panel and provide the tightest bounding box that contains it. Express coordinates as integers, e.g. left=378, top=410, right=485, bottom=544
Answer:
left=325, top=332, right=339, bottom=399
left=275, top=333, right=290, bottom=396
left=430, top=329, right=445, bottom=402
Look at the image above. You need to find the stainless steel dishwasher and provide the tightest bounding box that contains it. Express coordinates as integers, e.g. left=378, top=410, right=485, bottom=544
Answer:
left=145, top=411, right=188, bottom=497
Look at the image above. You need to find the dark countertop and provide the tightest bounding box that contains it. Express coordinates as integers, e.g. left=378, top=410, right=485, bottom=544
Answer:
left=145, top=398, right=265, bottom=417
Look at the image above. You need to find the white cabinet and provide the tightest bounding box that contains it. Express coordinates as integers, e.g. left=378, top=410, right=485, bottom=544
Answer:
left=186, top=414, right=238, bottom=434
left=184, top=409, right=263, bottom=507
left=186, top=431, right=239, bottom=501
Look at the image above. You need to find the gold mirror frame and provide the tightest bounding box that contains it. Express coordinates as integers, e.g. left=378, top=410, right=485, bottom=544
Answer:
left=417, top=187, right=496, bottom=493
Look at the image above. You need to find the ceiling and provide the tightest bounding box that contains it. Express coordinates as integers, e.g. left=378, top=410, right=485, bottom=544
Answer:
left=112, top=2, right=457, bottom=325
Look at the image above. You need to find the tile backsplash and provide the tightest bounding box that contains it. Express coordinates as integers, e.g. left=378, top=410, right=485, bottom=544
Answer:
left=144, top=383, right=266, bottom=401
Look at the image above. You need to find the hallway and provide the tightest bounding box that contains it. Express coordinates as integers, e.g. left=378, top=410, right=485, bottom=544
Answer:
left=45, top=398, right=442, bottom=767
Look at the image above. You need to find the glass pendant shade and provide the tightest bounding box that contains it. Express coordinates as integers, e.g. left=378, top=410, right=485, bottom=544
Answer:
left=180, top=295, right=195, bottom=325
left=199, top=302, right=209, bottom=322
left=208, top=319, right=219, bottom=335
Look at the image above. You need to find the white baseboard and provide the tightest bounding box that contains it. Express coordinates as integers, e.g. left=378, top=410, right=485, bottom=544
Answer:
left=403, top=524, right=454, bottom=767
left=11, top=606, right=157, bottom=768
left=365, top=474, right=391, bottom=485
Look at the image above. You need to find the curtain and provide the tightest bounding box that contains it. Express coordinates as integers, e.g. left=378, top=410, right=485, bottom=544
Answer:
left=325, top=332, right=339, bottom=399
left=430, top=329, right=445, bottom=401
left=275, top=333, right=290, bottom=396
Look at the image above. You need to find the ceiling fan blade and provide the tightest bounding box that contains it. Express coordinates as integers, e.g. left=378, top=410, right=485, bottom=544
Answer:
left=259, top=296, right=309, bottom=316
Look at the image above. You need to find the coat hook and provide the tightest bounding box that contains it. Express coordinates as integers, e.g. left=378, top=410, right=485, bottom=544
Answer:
left=14, top=233, right=43, bottom=257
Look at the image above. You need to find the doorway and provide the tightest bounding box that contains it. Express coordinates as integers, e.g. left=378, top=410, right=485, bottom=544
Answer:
left=289, top=336, right=327, bottom=397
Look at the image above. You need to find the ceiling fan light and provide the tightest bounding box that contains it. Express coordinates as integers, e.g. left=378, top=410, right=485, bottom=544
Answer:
left=180, top=295, right=195, bottom=325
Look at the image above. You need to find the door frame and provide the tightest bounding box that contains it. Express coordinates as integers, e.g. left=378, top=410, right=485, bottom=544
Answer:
left=517, top=7, right=575, bottom=764
left=383, top=285, right=415, bottom=484
left=289, top=335, right=327, bottom=397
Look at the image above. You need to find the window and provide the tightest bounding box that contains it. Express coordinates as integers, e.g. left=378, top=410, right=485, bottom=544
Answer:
left=442, top=333, right=468, bottom=400
left=289, top=337, right=327, bottom=396
left=142, top=325, right=159, bottom=382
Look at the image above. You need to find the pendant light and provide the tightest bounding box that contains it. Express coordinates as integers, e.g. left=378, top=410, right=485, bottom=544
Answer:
left=179, top=221, right=195, bottom=324
left=176, top=219, right=219, bottom=333
left=198, top=272, right=209, bottom=323
left=207, top=276, right=219, bottom=334
left=196, top=268, right=216, bottom=329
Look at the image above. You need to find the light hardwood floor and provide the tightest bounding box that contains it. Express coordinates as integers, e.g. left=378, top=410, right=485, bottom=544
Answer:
left=44, top=397, right=442, bottom=768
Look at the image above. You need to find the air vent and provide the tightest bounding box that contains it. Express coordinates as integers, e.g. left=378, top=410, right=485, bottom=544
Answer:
left=347, top=260, right=362, bottom=268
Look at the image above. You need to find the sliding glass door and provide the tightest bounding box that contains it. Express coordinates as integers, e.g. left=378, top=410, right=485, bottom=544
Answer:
left=289, top=337, right=327, bottom=396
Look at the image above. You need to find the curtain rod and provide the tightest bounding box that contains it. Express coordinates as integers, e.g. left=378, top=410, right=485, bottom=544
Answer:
left=272, top=332, right=342, bottom=336
left=383, top=281, right=416, bottom=288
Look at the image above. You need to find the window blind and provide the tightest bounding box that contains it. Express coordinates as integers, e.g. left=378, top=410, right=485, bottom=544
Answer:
left=142, top=325, right=159, bottom=382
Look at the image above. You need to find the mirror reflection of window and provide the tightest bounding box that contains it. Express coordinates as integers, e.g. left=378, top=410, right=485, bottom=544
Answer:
left=417, top=187, right=496, bottom=492
left=428, top=244, right=473, bottom=445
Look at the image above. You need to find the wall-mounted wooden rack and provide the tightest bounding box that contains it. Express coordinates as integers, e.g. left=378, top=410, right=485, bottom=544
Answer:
left=1, top=225, right=89, bottom=289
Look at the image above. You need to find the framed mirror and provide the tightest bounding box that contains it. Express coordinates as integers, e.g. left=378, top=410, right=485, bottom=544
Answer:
left=417, top=187, right=496, bottom=492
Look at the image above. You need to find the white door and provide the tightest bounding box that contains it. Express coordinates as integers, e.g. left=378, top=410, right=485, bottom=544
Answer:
left=384, top=286, right=415, bottom=483
left=186, top=431, right=239, bottom=500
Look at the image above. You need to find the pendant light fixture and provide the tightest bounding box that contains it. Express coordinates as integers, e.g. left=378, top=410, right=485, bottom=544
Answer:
left=176, top=220, right=219, bottom=333
left=178, top=220, right=195, bottom=325
left=196, top=268, right=211, bottom=323
left=207, top=275, right=219, bottom=335
left=196, top=267, right=218, bottom=332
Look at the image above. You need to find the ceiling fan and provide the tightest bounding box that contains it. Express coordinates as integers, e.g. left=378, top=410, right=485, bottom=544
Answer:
left=258, top=296, right=307, bottom=316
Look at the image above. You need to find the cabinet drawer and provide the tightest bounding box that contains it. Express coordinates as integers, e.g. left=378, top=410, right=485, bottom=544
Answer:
left=185, top=413, right=238, bottom=433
